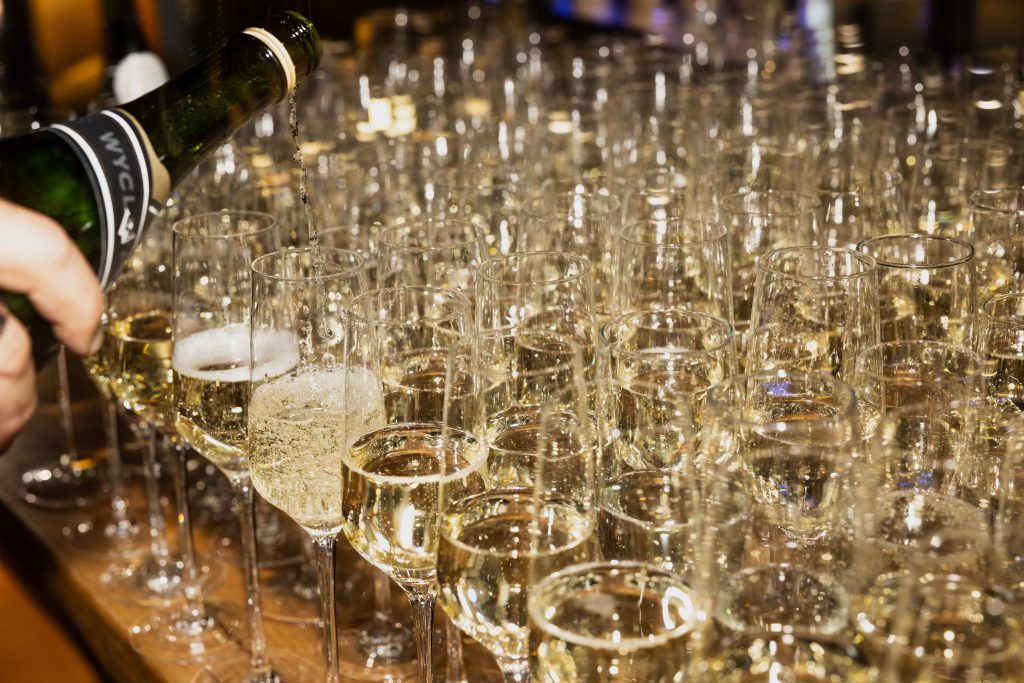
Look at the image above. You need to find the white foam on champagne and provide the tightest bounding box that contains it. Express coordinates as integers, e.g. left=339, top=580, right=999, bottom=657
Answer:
left=173, top=326, right=298, bottom=382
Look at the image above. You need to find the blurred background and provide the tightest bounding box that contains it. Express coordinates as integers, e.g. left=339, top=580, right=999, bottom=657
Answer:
left=0, top=0, right=1021, bottom=111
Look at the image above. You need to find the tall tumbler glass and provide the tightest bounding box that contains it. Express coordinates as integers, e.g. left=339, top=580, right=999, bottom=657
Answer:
left=858, top=233, right=977, bottom=347
left=171, top=211, right=310, bottom=682
left=747, top=246, right=879, bottom=380
left=249, top=248, right=371, bottom=683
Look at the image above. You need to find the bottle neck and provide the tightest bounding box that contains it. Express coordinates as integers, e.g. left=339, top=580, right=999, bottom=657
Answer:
left=119, top=12, right=321, bottom=183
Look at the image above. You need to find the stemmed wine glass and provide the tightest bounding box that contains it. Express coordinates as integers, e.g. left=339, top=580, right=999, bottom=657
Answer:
left=699, top=371, right=870, bottom=680
left=171, top=210, right=311, bottom=682
left=341, top=285, right=478, bottom=683
left=248, top=247, right=371, bottom=683
left=438, top=329, right=597, bottom=682
left=101, top=229, right=222, bottom=608
left=126, top=228, right=237, bottom=664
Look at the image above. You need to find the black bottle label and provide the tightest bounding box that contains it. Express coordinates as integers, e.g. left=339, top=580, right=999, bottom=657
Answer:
left=45, top=110, right=164, bottom=288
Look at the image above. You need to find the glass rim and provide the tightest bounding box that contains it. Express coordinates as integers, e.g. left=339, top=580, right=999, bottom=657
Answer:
left=856, top=233, right=975, bottom=269
left=378, top=219, right=485, bottom=252
left=618, top=217, right=727, bottom=247
left=172, top=210, right=278, bottom=240
left=347, top=285, right=472, bottom=327
left=981, top=291, right=1024, bottom=323
left=756, top=246, right=878, bottom=282
left=478, top=251, right=592, bottom=287
left=720, top=190, right=821, bottom=218
left=526, top=560, right=697, bottom=651
left=605, top=307, right=735, bottom=357
left=250, top=246, right=365, bottom=282
left=968, top=188, right=1024, bottom=213
left=520, top=190, right=622, bottom=221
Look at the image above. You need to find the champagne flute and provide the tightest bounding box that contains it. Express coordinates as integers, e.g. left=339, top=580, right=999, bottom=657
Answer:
left=614, top=217, right=733, bottom=322
left=171, top=210, right=311, bottom=682
left=746, top=246, right=879, bottom=380
left=856, top=402, right=990, bottom=584
left=720, top=190, right=819, bottom=335
left=967, top=188, right=1024, bottom=306
left=66, top=337, right=144, bottom=555
left=377, top=219, right=485, bottom=298
left=341, top=286, right=478, bottom=683
left=699, top=372, right=871, bottom=679
left=978, top=292, right=1024, bottom=407
left=476, top=251, right=598, bottom=353
left=248, top=247, right=371, bottom=683
left=438, top=330, right=597, bottom=682
left=857, top=233, right=977, bottom=346
left=519, top=184, right=621, bottom=321
left=99, top=240, right=222, bottom=607
left=603, top=308, right=737, bottom=471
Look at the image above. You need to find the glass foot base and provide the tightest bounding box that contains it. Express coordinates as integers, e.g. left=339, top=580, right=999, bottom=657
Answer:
left=261, top=565, right=320, bottom=625
left=129, top=607, right=238, bottom=664
left=100, top=552, right=223, bottom=607
left=191, top=652, right=313, bottom=683
left=62, top=511, right=147, bottom=556
left=19, top=454, right=108, bottom=509
left=338, top=622, right=418, bottom=680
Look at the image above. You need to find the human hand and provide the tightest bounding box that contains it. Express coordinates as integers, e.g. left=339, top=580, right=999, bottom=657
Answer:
left=0, top=198, right=105, bottom=448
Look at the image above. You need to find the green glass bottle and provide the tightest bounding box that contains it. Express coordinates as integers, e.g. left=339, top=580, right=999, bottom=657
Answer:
left=0, top=11, right=322, bottom=359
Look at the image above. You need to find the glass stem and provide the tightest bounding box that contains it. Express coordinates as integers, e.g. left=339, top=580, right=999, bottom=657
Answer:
left=234, top=475, right=271, bottom=677
left=56, top=346, right=80, bottom=470
left=312, top=534, right=340, bottom=683
left=445, top=616, right=466, bottom=683
left=167, top=437, right=205, bottom=622
left=136, top=422, right=170, bottom=568
left=102, top=399, right=132, bottom=537
left=496, top=656, right=530, bottom=683
left=406, top=589, right=436, bottom=683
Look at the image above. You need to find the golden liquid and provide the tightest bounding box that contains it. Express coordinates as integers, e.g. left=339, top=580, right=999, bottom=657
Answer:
left=855, top=573, right=1024, bottom=682
left=381, top=348, right=479, bottom=427
left=702, top=632, right=876, bottom=682
left=249, top=368, right=385, bottom=535
left=437, top=489, right=594, bottom=660
left=341, top=424, right=487, bottom=588
left=530, top=566, right=698, bottom=683
left=108, top=309, right=173, bottom=429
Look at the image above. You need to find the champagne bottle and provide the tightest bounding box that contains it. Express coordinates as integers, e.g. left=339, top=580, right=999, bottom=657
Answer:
left=0, top=11, right=321, bottom=359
